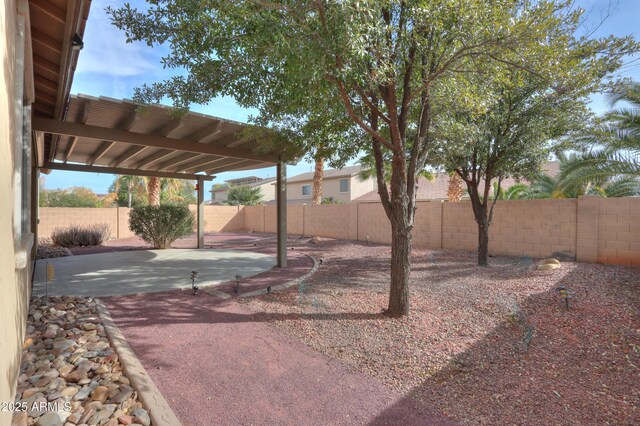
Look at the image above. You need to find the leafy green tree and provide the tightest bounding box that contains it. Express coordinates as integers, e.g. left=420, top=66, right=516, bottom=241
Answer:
left=434, top=58, right=631, bottom=266
left=40, top=186, right=100, bottom=207
left=110, top=176, right=149, bottom=208
left=109, top=1, right=635, bottom=316
left=224, top=186, right=263, bottom=206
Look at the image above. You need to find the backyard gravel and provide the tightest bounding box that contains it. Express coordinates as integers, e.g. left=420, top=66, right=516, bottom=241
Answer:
left=243, top=237, right=640, bottom=425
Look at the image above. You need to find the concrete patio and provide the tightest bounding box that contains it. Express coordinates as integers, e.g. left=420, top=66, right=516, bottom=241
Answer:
left=32, top=249, right=276, bottom=297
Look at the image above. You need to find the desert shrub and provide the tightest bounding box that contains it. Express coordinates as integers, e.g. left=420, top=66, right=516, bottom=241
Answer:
left=37, top=245, right=73, bottom=259
left=129, top=204, right=194, bottom=249
left=51, top=223, right=111, bottom=247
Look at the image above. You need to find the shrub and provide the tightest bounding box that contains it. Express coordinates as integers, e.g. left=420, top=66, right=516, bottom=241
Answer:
left=129, top=204, right=195, bottom=249
left=51, top=223, right=111, bottom=247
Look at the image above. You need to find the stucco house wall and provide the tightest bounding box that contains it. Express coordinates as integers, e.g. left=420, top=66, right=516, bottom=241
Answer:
left=210, top=179, right=276, bottom=205
left=286, top=171, right=375, bottom=204
left=1, top=1, right=35, bottom=421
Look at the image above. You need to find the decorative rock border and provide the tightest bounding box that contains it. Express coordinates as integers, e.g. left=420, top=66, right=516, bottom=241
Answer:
left=95, top=301, right=182, bottom=426
left=12, top=297, right=153, bottom=426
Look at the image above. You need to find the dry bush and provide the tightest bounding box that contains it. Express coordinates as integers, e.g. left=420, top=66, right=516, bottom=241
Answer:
left=51, top=223, right=111, bottom=247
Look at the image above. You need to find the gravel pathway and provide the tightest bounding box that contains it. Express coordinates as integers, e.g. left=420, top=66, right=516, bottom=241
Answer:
left=103, top=291, right=453, bottom=425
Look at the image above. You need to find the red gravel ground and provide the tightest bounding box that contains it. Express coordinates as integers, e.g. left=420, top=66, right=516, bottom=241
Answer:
left=241, top=237, right=640, bottom=425
left=104, top=291, right=452, bottom=425
left=72, top=232, right=639, bottom=424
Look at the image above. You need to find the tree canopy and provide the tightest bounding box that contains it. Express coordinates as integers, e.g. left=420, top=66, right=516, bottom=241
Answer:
left=39, top=186, right=101, bottom=208
left=109, top=0, right=637, bottom=316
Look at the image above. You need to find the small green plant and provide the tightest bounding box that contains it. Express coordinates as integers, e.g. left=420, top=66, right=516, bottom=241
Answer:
left=321, top=197, right=343, bottom=204
left=129, top=204, right=194, bottom=249
left=51, top=223, right=110, bottom=247
left=224, top=185, right=263, bottom=206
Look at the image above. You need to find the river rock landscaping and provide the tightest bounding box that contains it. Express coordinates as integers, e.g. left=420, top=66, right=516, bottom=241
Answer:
left=13, top=297, right=150, bottom=426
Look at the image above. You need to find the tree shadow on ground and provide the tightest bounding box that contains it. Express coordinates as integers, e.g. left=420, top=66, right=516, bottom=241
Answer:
left=368, top=263, right=640, bottom=425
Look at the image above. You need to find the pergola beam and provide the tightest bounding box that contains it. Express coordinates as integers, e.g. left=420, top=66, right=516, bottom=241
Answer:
left=164, top=154, right=206, bottom=172
left=62, top=136, right=76, bottom=163
left=88, top=141, right=114, bottom=165
left=109, top=145, right=148, bottom=167
left=43, top=161, right=215, bottom=181
left=155, top=118, right=184, bottom=137
left=203, top=159, right=253, bottom=175
left=33, top=117, right=278, bottom=163
left=184, top=156, right=229, bottom=174
left=130, top=149, right=174, bottom=169
left=187, top=120, right=222, bottom=143
left=156, top=152, right=201, bottom=171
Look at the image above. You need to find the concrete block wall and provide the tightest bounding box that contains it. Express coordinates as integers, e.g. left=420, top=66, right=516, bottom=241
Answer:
left=304, top=204, right=358, bottom=240
left=357, top=202, right=392, bottom=245
left=442, top=199, right=578, bottom=259
left=117, top=207, right=134, bottom=238
left=39, top=208, right=120, bottom=240
left=201, top=205, right=244, bottom=232
left=39, top=197, right=640, bottom=265
left=595, top=197, right=640, bottom=266
left=244, top=205, right=266, bottom=233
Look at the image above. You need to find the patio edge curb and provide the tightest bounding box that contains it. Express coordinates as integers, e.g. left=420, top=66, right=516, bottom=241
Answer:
left=96, top=300, right=182, bottom=426
left=238, top=253, right=319, bottom=298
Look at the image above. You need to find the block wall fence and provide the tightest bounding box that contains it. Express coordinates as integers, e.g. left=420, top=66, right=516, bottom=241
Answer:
left=39, top=196, right=640, bottom=266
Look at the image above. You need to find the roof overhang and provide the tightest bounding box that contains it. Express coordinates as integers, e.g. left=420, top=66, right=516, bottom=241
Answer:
left=34, top=95, right=281, bottom=181
left=29, top=0, right=91, bottom=161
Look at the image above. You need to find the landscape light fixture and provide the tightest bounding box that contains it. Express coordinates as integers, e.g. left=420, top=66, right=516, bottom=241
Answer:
left=190, top=271, right=199, bottom=295
left=72, top=33, right=84, bottom=51
left=366, top=235, right=370, bottom=245
left=235, top=275, right=242, bottom=294
left=557, top=286, right=572, bottom=309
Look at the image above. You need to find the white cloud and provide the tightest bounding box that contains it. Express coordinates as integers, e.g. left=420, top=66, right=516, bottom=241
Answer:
left=75, top=0, right=164, bottom=77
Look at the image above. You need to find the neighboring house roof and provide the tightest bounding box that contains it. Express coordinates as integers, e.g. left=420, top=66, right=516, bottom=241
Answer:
left=355, top=161, right=560, bottom=202
left=225, top=176, right=264, bottom=185
left=211, top=177, right=276, bottom=193
left=286, top=165, right=363, bottom=184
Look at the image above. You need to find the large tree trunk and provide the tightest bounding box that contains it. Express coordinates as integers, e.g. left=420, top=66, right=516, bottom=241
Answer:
left=388, top=213, right=412, bottom=317
left=477, top=216, right=489, bottom=267
left=312, top=157, right=324, bottom=205
left=385, top=153, right=413, bottom=317
left=148, top=177, right=161, bottom=206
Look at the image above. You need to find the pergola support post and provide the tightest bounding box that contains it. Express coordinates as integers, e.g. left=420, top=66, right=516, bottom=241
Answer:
left=197, top=175, right=205, bottom=249
left=276, top=160, right=287, bottom=267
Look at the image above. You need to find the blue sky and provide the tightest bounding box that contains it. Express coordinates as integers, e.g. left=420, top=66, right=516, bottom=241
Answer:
left=43, top=0, right=640, bottom=195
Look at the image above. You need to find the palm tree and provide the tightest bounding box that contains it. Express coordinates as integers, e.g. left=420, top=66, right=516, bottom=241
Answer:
left=110, top=176, right=196, bottom=207
left=560, top=82, right=640, bottom=185
left=148, top=177, right=161, bottom=206
left=312, top=157, right=324, bottom=205
left=224, top=186, right=263, bottom=206
left=447, top=172, right=463, bottom=202
left=528, top=154, right=639, bottom=198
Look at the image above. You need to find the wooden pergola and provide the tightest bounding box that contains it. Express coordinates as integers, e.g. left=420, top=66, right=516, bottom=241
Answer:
left=27, top=0, right=288, bottom=266
left=33, top=95, right=289, bottom=267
